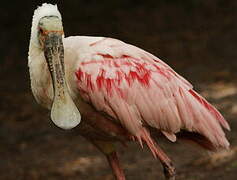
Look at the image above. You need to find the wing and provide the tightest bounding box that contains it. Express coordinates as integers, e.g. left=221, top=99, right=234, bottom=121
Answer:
left=68, top=36, right=230, bottom=149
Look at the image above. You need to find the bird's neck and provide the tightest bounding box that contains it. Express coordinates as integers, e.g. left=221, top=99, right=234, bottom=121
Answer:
left=28, top=39, right=54, bottom=109
left=28, top=36, right=45, bottom=74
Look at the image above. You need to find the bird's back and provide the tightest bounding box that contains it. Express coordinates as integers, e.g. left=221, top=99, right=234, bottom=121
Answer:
left=63, top=36, right=230, bottom=150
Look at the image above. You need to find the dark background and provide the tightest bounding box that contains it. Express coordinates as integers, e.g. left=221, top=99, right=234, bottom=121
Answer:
left=0, top=0, right=237, bottom=179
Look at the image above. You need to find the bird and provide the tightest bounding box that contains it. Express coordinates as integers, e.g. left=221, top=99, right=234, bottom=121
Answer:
left=28, top=3, right=230, bottom=180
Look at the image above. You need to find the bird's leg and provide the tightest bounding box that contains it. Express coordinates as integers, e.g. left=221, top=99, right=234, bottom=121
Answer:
left=91, top=140, right=126, bottom=180
left=140, top=129, right=176, bottom=179
left=153, top=142, right=176, bottom=180
left=106, top=151, right=125, bottom=180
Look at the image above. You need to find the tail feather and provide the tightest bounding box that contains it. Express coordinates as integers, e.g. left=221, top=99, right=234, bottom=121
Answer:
left=189, top=89, right=230, bottom=131
left=176, top=88, right=230, bottom=149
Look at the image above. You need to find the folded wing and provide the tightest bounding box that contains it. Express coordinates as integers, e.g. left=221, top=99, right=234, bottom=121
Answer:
left=71, top=37, right=229, bottom=149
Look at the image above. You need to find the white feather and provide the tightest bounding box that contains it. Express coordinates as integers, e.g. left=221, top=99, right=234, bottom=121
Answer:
left=30, top=3, right=61, bottom=48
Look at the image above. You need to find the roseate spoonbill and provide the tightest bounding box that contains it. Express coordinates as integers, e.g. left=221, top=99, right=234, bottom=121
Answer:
left=28, top=3, right=230, bottom=180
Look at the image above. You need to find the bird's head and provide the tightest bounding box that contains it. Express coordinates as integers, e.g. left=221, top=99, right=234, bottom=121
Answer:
left=30, top=3, right=81, bottom=130
left=38, top=16, right=64, bottom=49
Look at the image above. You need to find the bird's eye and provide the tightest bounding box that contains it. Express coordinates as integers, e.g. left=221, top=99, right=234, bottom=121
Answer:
left=39, top=28, right=44, bottom=34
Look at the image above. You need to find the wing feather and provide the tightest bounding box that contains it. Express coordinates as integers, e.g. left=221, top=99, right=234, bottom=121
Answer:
left=71, top=37, right=229, bottom=149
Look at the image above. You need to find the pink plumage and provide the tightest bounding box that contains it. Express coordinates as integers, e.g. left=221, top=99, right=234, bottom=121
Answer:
left=29, top=4, right=230, bottom=179
left=72, top=37, right=229, bottom=151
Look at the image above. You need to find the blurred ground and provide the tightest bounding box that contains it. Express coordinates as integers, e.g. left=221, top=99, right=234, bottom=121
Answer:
left=0, top=0, right=237, bottom=179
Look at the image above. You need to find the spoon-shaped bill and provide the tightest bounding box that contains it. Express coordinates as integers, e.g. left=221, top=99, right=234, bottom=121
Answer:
left=44, top=31, right=81, bottom=129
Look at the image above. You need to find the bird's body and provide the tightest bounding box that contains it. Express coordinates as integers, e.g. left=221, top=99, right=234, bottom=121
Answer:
left=28, top=4, right=230, bottom=180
